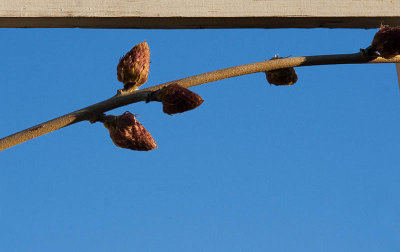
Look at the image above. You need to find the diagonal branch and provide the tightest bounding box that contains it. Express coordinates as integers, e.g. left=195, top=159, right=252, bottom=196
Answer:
left=1, top=52, right=400, bottom=151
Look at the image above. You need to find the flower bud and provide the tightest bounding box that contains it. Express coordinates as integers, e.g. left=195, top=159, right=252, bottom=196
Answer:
left=265, top=56, right=298, bottom=86
left=104, top=112, right=157, bottom=151
left=117, top=41, right=150, bottom=89
left=157, top=83, right=204, bottom=115
left=370, top=24, right=400, bottom=59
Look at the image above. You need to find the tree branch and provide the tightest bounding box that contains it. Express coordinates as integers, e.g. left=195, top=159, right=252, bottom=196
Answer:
left=1, top=52, right=399, bottom=151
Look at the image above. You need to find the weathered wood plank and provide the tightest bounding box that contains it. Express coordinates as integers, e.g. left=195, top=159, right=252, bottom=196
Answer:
left=0, top=0, right=399, bottom=28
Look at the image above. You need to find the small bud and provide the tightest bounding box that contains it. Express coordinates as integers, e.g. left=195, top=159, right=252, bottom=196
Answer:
left=104, top=112, right=157, bottom=151
left=158, top=83, right=204, bottom=115
left=265, top=56, right=298, bottom=86
left=370, top=24, right=400, bottom=59
left=117, top=41, right=150, bottom=89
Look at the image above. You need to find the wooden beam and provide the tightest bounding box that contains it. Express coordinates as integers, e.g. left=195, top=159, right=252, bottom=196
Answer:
left=1, top=0, right=399, bottom=29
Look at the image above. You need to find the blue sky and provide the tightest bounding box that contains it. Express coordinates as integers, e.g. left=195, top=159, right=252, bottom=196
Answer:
left=1, top=28, right=399, bottom=251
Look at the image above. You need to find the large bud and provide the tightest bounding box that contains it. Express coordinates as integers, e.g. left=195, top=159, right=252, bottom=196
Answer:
left=265, top=56, right=298, bottom=86
left=104, top=112, right=157, bottom=151
left=370, top=24, right=400, bottom=59
left=117, top=41, right=150, bottom=89
left=156, top=83, right=204, bottom=115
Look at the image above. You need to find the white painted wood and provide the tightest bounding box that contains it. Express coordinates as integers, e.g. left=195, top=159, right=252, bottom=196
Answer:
left=1, top=0, right=399, bottom=17
left=0, top=0, right=399, bottom=28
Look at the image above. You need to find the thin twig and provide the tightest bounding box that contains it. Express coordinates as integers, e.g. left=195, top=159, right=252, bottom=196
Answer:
left=1, top=52, right=400, bottom=151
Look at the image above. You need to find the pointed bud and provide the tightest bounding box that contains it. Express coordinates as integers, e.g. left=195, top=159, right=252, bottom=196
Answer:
left=157, top=83, right=204, bottom=115
left=117, top=41, right=150, bottom=89
left=370, top=24, right=400, bottom=59
left=265, top=56, right=298, bottom=86
left=104, top=112, right=157, bottom=151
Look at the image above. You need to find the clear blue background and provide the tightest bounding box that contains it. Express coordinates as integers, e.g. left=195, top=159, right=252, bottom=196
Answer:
left=1, top=28, right=399, bottom=251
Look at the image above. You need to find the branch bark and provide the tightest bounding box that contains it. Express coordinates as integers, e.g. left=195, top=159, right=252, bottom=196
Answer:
left=1, top=52, right=399, bottom=151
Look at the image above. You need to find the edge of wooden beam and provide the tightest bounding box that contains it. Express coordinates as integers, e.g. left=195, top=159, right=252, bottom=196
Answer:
left=1, top=17, right=399, bottom=29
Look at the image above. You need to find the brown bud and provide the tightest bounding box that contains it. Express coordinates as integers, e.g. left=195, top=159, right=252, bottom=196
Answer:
left=265, top=56, right=298, bottom=86
left=104, top=112, right=157, bottom=151
left=158, top=83, right=204, bottom=115
left=117, top=41, right=150, bottom=89
left=370, top=24, right=400, bottom=59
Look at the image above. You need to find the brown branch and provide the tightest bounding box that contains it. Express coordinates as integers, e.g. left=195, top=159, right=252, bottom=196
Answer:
left=1, top=52, right=399, bottom=151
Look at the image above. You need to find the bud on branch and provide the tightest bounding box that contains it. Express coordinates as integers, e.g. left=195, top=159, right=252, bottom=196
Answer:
left=265, top=56, right=298, bottom=86
left=362, top=24, right=400, bottom=59
left=117, top=41, right=150, bottom=91
left=103, top=112, right=157, bottom=151
left=147, top=83, right=204, bottom=115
